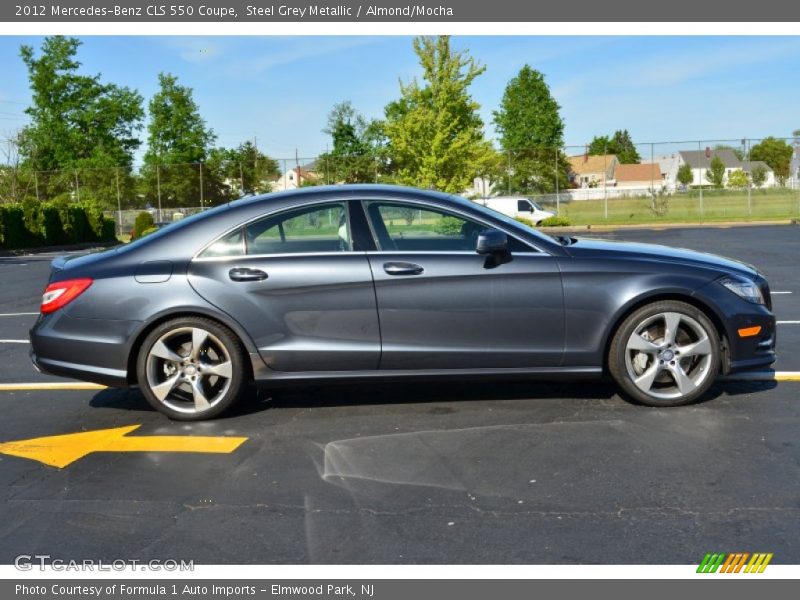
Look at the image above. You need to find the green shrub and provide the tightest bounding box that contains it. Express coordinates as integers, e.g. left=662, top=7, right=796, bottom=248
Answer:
left=132, top=211, right=155, bottom=239
left=82, top=203, right=106, bottom=240
left=101, top=218, right=118, bottom=241
left=41, top=205, right=64, bottom=245
left=65, top=204, right=95, bottom=244
left=539, top=215, right=572, bottom=227
left=140, top=226, right=159, bottom=238
left=0, top=205, right=27, bottom=249
left=21, top=201, right=44, bottom=246
left=434, top=216, right=464, bottom=236
left=514, top=216, right=535, bottom=228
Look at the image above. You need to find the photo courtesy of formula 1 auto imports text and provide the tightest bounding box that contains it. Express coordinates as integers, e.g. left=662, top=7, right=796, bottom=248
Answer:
left=0, top=0, right=799, bottom=597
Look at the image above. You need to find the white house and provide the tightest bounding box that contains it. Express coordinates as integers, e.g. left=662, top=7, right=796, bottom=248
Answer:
left=654, top=153, right=681, bottom=191
left=270, top=165, right=321, bottom=192
left=741, top=160, right=777, bottom=188
left=614, top=163, right=663, bottom=190
left=677, top=149, right=740, bottom=186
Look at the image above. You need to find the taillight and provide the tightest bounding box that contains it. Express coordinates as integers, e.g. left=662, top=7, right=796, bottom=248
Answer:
left=40, top=278, right=93, bottom=314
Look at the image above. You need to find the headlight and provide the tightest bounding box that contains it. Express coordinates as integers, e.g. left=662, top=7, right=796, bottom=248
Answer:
left=719, top=276, right=765, bottom=305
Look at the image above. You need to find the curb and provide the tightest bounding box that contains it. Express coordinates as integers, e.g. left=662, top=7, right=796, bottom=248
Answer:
left=539, top=219, right=798, bottom=234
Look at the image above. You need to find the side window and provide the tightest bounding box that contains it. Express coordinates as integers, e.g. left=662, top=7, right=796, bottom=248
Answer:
left=199, top=228, right=244, bottom=258
left=365, top=202, right=531, bottom=252
left=517, top=199, right=531, bottom=212
left=245, top=203, right=351, bottom=255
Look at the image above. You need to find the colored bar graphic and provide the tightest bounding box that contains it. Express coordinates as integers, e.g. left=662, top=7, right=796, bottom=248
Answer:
left=699, top=552, right=772, bottom=573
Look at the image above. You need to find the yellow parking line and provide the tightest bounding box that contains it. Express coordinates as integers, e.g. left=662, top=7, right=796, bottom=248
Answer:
left=0, top=382, right=107, bottom=391
left=724, top=371, right=800, bottom=382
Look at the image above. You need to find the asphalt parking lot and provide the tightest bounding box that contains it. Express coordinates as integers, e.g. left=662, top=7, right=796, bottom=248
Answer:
left=0, top=224, right=798, bottom=565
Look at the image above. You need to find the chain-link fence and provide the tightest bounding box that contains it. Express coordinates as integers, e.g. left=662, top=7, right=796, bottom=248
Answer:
left=3, top=137, right=800, bottom=233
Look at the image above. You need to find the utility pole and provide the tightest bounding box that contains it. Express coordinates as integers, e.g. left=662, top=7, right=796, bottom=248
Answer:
left=295, top=148, right=301, bottom=187
left=555, top=147, right=560, bottom=216
left=199, top=162, right=204, bottom=210
left=115, top=168, right=122, bottom=234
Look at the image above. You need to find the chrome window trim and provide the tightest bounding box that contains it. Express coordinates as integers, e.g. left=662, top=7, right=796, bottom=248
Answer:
left=192, top=194, right=554, bottom=261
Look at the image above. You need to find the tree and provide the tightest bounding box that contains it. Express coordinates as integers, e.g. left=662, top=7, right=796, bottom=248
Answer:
left=750, top=137, right=794, bottom=186
left=705, top=155, right=726, bottom=187
left=588, top=130, right=640, bottom=164
left=382, top=36, right=496, bottom=194
left=727, top=169, right=748, bottom=189
left=751, top=164, right=768, bottom=188
left=18, top=36, right=144, bottom=208
left=318, top=101, right=383, bottom=183
left=492, top=65, right=569, bottom=194
left=676, top=163, right=694, bottom=188
left=206, top=142, right=280, bottom=198
left=142, top=73, right=218, bottom=207
left=0, top=131, right=36, bottom=204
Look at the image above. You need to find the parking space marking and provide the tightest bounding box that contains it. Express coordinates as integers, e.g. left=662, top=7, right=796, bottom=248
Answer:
left=777, top=321, right=800, bottom=324
left=0, top=424, right=248, bottom=468
left=0, top=339, right=29, bottom=344
left=0, top=382, right=106, bottom=391
left=773, top=291, right=793, bottom=295
left=723, top=371, right=800, bottom=382
left=0, top=312, right=38, bottom=317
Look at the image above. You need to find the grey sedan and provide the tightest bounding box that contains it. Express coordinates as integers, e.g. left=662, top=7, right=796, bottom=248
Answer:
left=30, top=185, right=776, bottom=419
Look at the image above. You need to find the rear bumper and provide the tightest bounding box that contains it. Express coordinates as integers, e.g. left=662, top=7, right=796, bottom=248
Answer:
left=29, top=312, right=139, bottom=388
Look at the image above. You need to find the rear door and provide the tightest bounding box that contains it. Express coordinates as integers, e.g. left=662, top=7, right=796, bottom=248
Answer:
left=360, top=200, right=564, bottom=370
left=188, top=201, right=380, bottom=372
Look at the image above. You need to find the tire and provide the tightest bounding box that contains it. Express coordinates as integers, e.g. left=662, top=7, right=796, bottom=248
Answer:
left=608, top=300, right=720, bottom=407
left=136, top=316, right=248, bottom=420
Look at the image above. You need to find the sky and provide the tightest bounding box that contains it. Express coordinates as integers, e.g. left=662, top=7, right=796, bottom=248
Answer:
left=1, top=35, right=798, bottom=164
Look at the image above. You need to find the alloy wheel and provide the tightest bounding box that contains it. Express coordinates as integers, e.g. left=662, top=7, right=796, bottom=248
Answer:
left=145, top=326, right=234, bottom=415
left=623, top=311, right=714, bottom=401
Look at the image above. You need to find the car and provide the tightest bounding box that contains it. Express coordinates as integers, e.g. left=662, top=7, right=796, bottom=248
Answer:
left=30, top=185, right=776, bottom=420
left=479, top=196, right=555, bottom=225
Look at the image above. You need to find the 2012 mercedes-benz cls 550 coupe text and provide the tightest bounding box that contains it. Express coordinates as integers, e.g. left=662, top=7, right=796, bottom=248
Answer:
left=30, top=185, right=776, bottom=420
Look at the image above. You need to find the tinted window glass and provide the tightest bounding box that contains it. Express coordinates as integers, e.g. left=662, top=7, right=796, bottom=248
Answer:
left=366, top=202, right=532, bottom=252
left=199, top=228, right=244, bottom=258
left=245, top=203, right=350, bottom=255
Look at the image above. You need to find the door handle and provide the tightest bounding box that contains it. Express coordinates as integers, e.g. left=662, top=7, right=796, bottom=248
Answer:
left=383, top=262, right=424, bottom=276
left=229, top=267, right=268, bottom=282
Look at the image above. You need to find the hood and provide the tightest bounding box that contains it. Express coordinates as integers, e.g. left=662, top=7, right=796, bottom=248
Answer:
left=564, top=237, right=761, bottom=279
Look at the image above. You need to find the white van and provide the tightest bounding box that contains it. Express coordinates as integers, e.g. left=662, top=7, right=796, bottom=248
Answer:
left=479, top=196, right=555, bottom=225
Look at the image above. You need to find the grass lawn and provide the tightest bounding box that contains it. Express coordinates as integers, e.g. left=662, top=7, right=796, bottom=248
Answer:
left=539, top=189, right=800, bottom=226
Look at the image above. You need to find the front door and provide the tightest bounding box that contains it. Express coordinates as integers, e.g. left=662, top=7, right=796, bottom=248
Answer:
left=361, top=200, right=564, bottom=370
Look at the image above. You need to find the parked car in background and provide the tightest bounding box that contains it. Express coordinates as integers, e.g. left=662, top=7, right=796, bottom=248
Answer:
left=30, top=185, right=775, bottom=420
left=479, top=196, right=555, bottom=225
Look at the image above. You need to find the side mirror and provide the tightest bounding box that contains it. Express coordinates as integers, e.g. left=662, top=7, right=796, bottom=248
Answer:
left=476, top=229, right=508, bottom=254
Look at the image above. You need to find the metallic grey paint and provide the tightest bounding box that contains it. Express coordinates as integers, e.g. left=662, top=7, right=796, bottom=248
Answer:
left=29, top=185, right=776, bottom=393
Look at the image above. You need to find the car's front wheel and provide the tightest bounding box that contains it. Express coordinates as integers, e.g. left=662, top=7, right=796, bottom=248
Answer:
left=609, top=300, right=720, bottom=406
left=136, top=317, right=247, bottom=420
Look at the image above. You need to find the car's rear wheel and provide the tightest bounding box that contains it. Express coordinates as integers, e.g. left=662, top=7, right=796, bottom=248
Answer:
left=608, top=300, right=720, bottom=406
left=136, top=317, right=247, bottom=420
